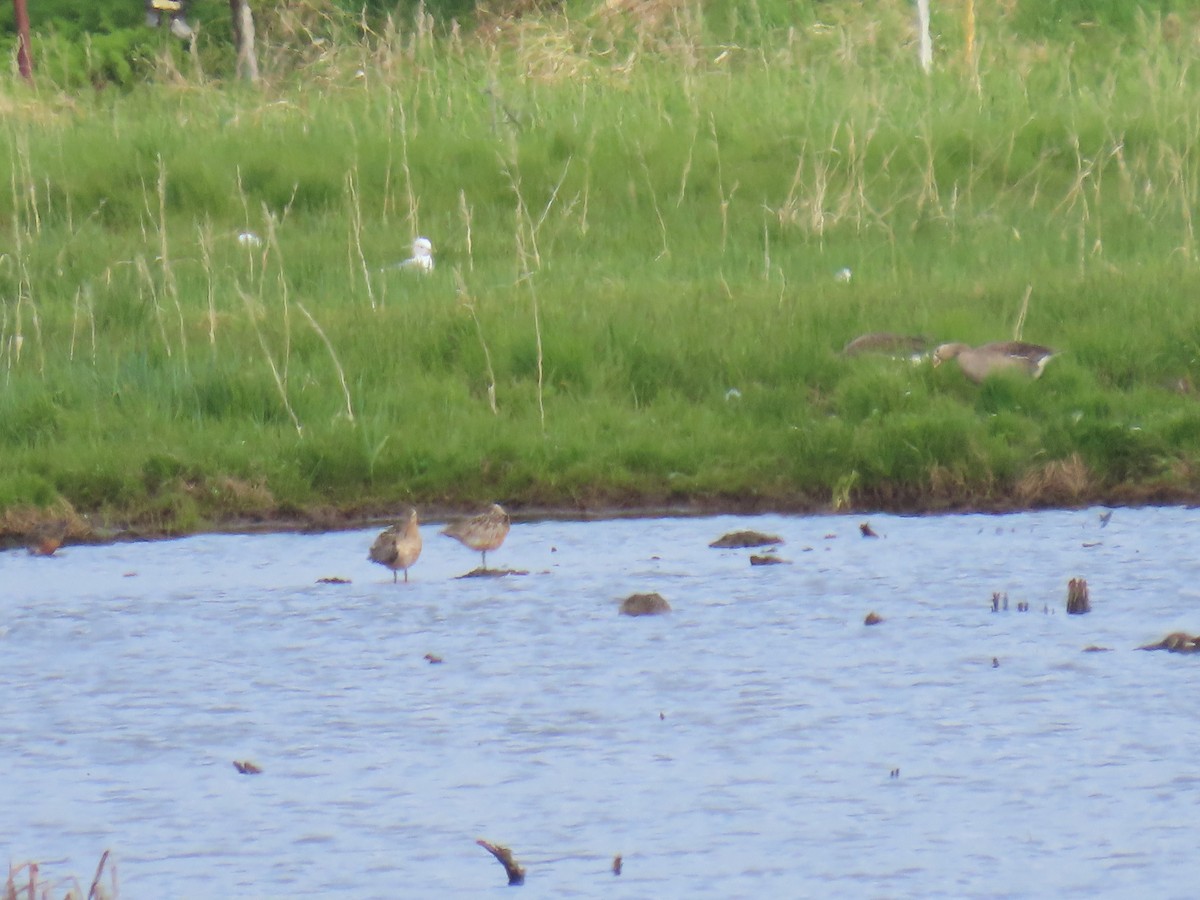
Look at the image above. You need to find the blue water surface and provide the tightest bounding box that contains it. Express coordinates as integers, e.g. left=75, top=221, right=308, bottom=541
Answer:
left=2, top=507, right=1199, bottom=898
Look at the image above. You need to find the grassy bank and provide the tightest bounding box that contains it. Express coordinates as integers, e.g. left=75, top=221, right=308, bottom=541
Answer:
left=3, top=2, right=1200, bottom=541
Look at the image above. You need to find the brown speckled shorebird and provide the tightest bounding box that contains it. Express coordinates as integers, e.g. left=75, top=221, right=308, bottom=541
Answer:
left=369, top=508, right=423, bottom=583
left=441, top=503, right=510, bottom=569
left=932, top=341, right=1056, bottom=384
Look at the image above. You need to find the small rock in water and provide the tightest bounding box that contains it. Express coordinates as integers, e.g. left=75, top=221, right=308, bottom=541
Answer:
left=864, top=612, right=883, bottom=626
left=620, top=593, right=671, bottom=616
left=233, top=760, right=263, bottom=775
left=859, top=522, right=879, bottom=538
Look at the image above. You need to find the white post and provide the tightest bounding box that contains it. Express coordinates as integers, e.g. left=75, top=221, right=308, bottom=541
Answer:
left=230, top=0, right=260, bottom=83
left=916, top=0, right=933, bottom=74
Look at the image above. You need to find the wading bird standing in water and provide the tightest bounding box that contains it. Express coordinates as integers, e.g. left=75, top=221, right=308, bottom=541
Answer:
left=441, top=504, right=510, bottom=570
left=369, top=508, right=423, bottom=582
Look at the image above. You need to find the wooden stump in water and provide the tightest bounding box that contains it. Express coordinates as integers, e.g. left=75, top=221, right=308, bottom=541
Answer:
left=1066, top=578, right=1090, bottom=615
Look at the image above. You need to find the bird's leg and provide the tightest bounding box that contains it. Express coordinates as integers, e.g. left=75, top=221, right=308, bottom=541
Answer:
left=393, top=571, right=398, bottom=583
left=481, top=550, right=488, bottom=569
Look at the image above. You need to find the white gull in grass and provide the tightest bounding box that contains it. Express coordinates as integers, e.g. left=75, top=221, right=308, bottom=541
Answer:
left=383, top=237, right=434, bottom=273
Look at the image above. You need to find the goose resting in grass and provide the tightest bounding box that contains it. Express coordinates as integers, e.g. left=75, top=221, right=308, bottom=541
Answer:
left=442, top=503, right=510, bottom=569
left=369, top=508, right=423, bottom=582
left=932, top=341, right=1056, bottom=383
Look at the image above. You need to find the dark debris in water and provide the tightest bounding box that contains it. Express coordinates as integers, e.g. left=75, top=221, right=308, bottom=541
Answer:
left=233, top=760, right=263, bottom=775
left=455, top=567, right=529, bottom=579
left=1138, top=632, right=1200, bottom=653
left=750, top=553, right=789, bottom=566
left=709, top=530, right=783, bottom=549
left=316, top=576, right=351, bottom=584
left=476, top=839, right=525, bottom=886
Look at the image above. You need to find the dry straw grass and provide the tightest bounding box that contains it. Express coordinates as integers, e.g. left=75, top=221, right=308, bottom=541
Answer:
left=0, top=500, right=91, bottom=548
left=4, top=851, right=115, bottom=900
left=1016, top=454, right=1092, bottom=507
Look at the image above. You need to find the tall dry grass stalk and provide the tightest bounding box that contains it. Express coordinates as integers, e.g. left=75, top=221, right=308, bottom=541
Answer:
left=709, top=116, right=738, bottom=257
left=135, top=254, right=174, bottom=360
left=68, top=284, right=97, bottom=364
left=454, top=268, right=498, bottom=415
left=155, top=155, right=190, bottom=378
left=345, top=164, right=377, bottom=309
left=197, top=220, right=219, bottom=349
left=7, top=130, right=44, bottom=376
left=502, top=161, right=546, bottom=432
left=264, top=211, right=293, bottom=388
left=239, top=286, right=302, bottom=436
left=296, top=301, right=355, bottom=423
left=458, top=189, right=475, bottom=271
left=634, top=143, right=669, bottom=260
left=395, top=105, right=421, bottom=239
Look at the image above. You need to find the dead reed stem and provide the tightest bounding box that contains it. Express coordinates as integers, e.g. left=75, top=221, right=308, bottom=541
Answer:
left=156, top=155, right=190, bottom=378
left=710, top=116, right=738, bottom=256
left=346, top=165, right=378, bottom=309
left=457, top=189, right=474, bottom=272
left=239, top=287, right=303, bottom=436
left=634, top=143, right=669, bottom=260
left=296, top=302, right=355, bottom=422
left=502, top=161, right=546, bottom=432
left=136, top=254, right=173, bottom=359
left=263, top=211, right=293, bottom=387
left=197, top=220, right=219, bottom=348
left=1013, top=284, right=1033, bottom=341
left=396, top=105, right=420, bottom=238
left=454, top=268, right=498, bottom=415
left=8, top=132, right=44, bottom=376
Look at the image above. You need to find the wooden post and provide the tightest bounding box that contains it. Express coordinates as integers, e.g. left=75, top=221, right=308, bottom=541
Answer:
left=1066, top=578, right=1090, bottom=615
left=229, top=0, right=260, bottom=83
left=916, top=0, right=932, bottom=74
left=13, top=0, right=33, bottom=80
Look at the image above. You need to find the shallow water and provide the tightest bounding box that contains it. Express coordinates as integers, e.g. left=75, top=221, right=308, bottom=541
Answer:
left=3, top=507, right=1200, bottom=898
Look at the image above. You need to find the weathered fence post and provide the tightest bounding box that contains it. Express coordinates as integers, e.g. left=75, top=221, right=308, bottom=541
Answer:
left=916, top=0, right=932, bottom=73
left=13, top=0, right=33, bottom=80
left=230, top=0, right=260, bottom=83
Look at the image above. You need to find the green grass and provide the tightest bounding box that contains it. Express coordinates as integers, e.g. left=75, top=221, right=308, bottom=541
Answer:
left=2, top=1, right=1200, bottom=537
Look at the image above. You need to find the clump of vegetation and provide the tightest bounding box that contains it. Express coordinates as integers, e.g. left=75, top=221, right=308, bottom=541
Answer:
left=1, top=1, right=1200, bottom=537
left=4, top=851, right=116, bottom=900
